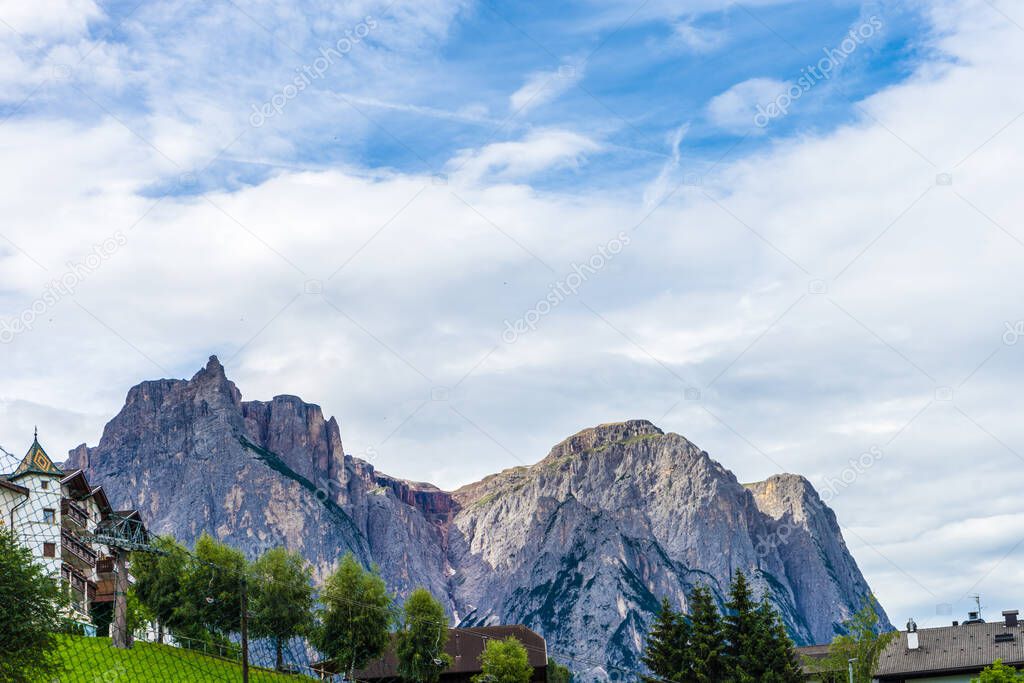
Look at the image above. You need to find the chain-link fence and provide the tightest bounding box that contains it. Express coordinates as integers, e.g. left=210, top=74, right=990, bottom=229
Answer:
left=0, top=444, right=643, bottom=683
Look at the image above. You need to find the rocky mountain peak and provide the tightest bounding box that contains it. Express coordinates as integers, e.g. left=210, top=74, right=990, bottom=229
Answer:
left=746, top=473, right=824, bottom=524
left=188, top=354, right=242, bottom=407
left=66, top=360, right=889, bottom=678
left=542, top=419, right=664, bottom=461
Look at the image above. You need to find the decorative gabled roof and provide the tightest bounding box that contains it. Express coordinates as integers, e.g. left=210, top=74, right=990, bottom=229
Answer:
left=9, top=430, right=64, bottom=480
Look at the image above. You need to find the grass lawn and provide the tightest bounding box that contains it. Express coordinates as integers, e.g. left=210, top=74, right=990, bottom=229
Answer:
left=53, top=635, right=317, bottom=681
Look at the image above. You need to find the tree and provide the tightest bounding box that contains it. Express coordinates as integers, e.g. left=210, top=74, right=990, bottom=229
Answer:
left=315, top=552, right=394, bottom=678
left=130, top=535, right=190, bottom=642
left=474, top=637, right=534, bottom=683
left=973, top=659, right=1024, bottom=682
left=723, top=570, right=761, bottom=682
left=753, top=598, right=803, bottom=683
left=177, top=532, right=248, bottom=637
left=547, top=658, right=573, bottom=683
left=687, top=584, right=724, bottom=683
left=806, top=595, right=896, bottom=683
left=397, top=588, right=452, bottom=683
left=0, top=526, right=66, bottom=682
left=642, top=597, right=689, bottom=683
left=250, top=547, right=314, bottom=671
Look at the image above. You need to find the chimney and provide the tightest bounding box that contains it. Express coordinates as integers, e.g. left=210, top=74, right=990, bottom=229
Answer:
left=1004, top=610, right=1019, bottom=628
left=907, top=618, right=919, bottom=650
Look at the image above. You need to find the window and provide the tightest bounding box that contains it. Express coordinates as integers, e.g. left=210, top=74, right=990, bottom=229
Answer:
left=42, top=508, right=55, bottom=524
left=43, top=542, right=56, bottom=558
left=41, top=481, right=49, bottom=490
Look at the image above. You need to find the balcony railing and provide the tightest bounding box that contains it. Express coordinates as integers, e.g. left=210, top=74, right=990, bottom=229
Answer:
left=61, top=498, right=89, bottom=527
left=96, top=557, right=115, bottom=575
left=61, top=529, right=98, bottom=566
left=61, top=563, right=88, bottom=595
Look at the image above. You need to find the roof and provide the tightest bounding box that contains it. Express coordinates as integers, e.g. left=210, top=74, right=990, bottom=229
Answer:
left=0, top=478, right=29, bottom=496
left=61, top=469, right=92, bottom=497
left=875, top=620, right=1024, bottom=679
left=9, top=434, right=64, bottom=480
left=794, top=643, right=833, bottom=675
left=337, top=625, right=547, bottom=679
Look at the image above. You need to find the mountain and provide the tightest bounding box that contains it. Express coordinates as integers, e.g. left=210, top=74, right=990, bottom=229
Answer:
left=66, top=357, right=890, bottom=677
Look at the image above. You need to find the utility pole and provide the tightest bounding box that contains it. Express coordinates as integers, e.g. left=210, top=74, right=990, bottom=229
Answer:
left=112, top=548, right=130, bottom=649
left=240, top=576, right=250, bottom=683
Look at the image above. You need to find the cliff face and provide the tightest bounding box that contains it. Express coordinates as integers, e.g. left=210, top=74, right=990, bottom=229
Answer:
left=66, top=359, right=889, bottom=678
left=66, top=357, right=449, bottom=600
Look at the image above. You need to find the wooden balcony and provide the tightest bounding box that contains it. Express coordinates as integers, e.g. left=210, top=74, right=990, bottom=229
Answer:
left=61, top=529, right=98, bottom=568
left=61, top=563, right=88, bottom=595
left=61, top=498, right=89, bottom=528
left=96, top=556, right=115, bottom=575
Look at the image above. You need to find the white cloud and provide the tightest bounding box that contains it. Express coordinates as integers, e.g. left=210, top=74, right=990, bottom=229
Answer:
left=643, top=123, right=688, bottom=207
left=509, top=62, right=584, bottom=114
left=447, top=128, right=600, bottom=182
left=706, top=77, right=788, bottom=133
left=1, top=0, right=1023, bottom=638
left=0, top=0, right=102, bottom=38
left=672, top=19, right=725, bottom=53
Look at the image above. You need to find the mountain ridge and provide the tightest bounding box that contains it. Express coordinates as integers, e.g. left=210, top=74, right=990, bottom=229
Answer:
left=64, top=356, right=890, bottom=678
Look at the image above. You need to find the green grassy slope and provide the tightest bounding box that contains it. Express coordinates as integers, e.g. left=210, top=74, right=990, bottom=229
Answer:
left=52, top=636, right=316, bottom=682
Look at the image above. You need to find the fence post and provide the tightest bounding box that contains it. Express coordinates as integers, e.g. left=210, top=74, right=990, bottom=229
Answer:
left=240, top=575, right=249, bottom=683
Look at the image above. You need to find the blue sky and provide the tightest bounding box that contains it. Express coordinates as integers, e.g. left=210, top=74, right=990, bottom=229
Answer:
left=2, top=0, right=1024, bottom=641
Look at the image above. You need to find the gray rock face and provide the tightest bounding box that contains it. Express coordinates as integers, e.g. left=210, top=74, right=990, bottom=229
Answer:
left=66, top=359, right=889, bottom=677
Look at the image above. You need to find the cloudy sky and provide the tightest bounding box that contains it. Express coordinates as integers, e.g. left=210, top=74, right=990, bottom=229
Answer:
left=1, top=0, right=1022, bottom=631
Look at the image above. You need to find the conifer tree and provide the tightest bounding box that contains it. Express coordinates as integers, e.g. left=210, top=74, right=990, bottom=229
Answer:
left=753, top=598, right=803, bottom=683
left=723, top=570, right=761, bottom=682
left=687, top=584, right=724, bottom=683
left=642, top=597, right=689, bottom=683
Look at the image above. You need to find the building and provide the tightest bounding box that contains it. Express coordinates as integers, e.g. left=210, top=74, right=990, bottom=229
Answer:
left=0, top=431, right=144, bottom=635
left=315, top=625, right=549, bottom=683
left=797, top=608, right=1023, bottom=682
left=873, top=609, right=1022, bottom=682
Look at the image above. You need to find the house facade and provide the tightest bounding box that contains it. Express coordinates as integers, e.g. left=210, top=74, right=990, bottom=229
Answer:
left=0, top=432, right=143, bottom=635
left=873, top=610, right=1022, bottom=682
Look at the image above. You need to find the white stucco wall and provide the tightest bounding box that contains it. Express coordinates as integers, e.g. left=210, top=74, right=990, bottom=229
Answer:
left=12, top=472, right=63, bottom=577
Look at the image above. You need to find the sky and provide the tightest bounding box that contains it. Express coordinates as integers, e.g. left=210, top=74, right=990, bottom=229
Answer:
left=1, top=0, right=1023, bottom=633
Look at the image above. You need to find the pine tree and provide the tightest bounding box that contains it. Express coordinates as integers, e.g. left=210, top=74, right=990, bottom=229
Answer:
left=723, top=570, right=760, bottom=682
left=753, top=598, right=803, bottom=683
left=642, top=597, right=689, bottom=683
left=687, top=584, right=724, bottom=683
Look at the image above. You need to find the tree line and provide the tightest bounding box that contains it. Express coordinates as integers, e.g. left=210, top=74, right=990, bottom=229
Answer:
left=642, top=571, right=899, bottom=683
left=641, top=570, right=803, bottom=683
left=130, top=532, right=564, bottom=682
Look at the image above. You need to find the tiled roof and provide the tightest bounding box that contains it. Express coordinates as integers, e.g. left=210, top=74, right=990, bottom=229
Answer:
left=10, top=436, right=63, bottom=480
left=875, top=620, right=1023, bottom=678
